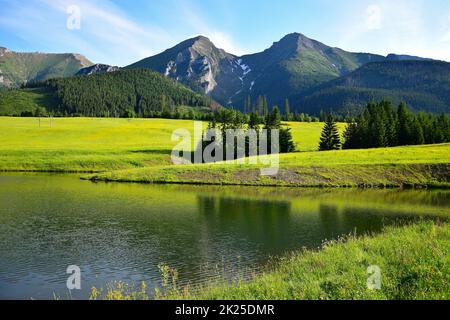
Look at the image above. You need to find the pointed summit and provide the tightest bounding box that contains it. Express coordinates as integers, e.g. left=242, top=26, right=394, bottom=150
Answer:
left=267, top=32, right=327, bottom=56
left=124, top=32, right=442, bottom=111
left=277, top=32, right=309, bottom=43
left=127, top=35, right=237, bottom=95
left=171, top=35, right=214, bottom=51
left=190, top=35, right=212, bottom=43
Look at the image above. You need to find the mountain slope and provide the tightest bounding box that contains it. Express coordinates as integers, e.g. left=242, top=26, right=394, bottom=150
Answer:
left=127, top=36, right=246, bottom=106
left=0, top=69, right=214, bottom=116
left=232, top=33, right=385, bottom=108
left=0, top=47, right=93, bottom=87
left=295, top=60, right=450, bottom=115
left=126, top=33, right=387, bottom=109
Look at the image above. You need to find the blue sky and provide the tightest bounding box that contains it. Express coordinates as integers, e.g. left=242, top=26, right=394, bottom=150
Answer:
left=1, top=0, right=450, bottom=66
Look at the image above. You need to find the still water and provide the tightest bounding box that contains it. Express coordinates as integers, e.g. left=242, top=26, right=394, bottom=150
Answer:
left=0, top=174, right=448, bottom=299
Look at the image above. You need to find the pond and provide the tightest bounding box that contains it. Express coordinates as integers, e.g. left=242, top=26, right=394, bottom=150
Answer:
left=0, top=174, right=448, bottom=299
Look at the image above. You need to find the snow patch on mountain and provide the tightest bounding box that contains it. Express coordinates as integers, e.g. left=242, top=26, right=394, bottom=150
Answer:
left=236, top=59, right=251, bottom=76
left=165, top=61, right=176, bottom=76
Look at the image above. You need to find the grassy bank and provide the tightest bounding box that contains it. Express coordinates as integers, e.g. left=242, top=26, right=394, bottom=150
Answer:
left=91, top=221, right=450, bottom=300
left=0, top=117, right=342, bottom=172
left=1, top=117, right=448, bottom=187
left=89, top=144, right=450, bottom=188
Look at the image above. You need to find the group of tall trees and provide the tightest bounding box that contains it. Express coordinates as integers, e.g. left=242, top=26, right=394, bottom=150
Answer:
left=25, top=69, right=213, bottom=118
left=343, top=101, right=449, bottom=149
left=318, top=100, right=450, bottom=151
left=197, top=107, right=296, bottom=162
left=243, top=95, right=321, bottom=122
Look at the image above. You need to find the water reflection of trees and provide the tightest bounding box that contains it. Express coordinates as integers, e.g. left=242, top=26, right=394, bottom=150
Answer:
left=197, top=195, right=292, bottom=252
left=318, top=204, right=340, bottom=239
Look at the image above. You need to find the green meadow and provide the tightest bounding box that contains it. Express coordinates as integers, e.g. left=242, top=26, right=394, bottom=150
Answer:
left=0, top=117, right=195, bottom=171
left=0, top=117, right=449, bottom=187
left=0, top=117, right=343, bottom=172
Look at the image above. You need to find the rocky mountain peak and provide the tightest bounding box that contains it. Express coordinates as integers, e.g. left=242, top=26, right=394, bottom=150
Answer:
left=0, top=47, right=11, bottom=56
left=271, top=32, right=324, bottom=53
left=71, top=53, right=94, bottom=67
left=76, top=64, right=120, bottom=76
left=124, top=32, right=437, bottom=110
left=190, top=35, right=212, bottom=44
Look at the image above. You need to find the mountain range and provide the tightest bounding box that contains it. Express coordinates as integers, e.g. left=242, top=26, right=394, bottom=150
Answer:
left=126, top=33, right=388, bottom=108
left=1, top=33, right=449, bottom=115
left=0, top=47, right=92, bottom=87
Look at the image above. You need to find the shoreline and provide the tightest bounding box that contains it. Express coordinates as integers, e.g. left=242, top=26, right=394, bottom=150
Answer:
left=0, top=163, right=448, bottom=189
left=90, top=221, right=450, bottom=300
left=86, top=163, right=450, bottom=189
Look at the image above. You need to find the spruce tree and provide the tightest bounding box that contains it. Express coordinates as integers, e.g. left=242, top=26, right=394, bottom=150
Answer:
left=342, top=122, right=361, bottom=149
left=371, top=112, right=388, bottom=148
left=280, top=127, right=296, bottom=153
left=284, top=98, right=290, bottom=118
left=264, top=106, right=281, bottom=129
left=319, top=114, right=341, bottom=151
left=435, top=113, right=450, bottom=143
left=410, top=118, right=425, bottom=145
left=381, top=100, right=398, bottom=146
left=263, top=97, right=269, bottom=117
left=397, top=102, right=413, bottom=145
left=257, top=96, right=264, bottom=116
left=418, top=112, right=433, bottom=144
left=248, top=112, right=260, bottom=130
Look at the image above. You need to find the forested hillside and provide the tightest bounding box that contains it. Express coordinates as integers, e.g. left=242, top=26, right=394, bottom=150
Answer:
left=294, top=60, right=450, bottom=116
left=1, top=69, right=215, bottom=117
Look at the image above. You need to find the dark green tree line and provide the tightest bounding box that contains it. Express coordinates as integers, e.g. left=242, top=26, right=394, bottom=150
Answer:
left=342, top=100, right=450, bottom=149
left=197, top=107, right=296, bottom=163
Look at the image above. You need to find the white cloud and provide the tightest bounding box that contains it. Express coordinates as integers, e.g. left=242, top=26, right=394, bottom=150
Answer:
left=0, top=0, right=175, bottom=65
left=44, top=0, right=174, bottom=60
left=365, top=4, right=383, bottom=30
left=337, top=0, right=443, bottom=59
left=176, top=0, right=246, bottom=55
left=440, top=31, right=450, bottom=42
left=440, top=12, right=450, bottom=42
left=207, top=32, right=244, bottom=55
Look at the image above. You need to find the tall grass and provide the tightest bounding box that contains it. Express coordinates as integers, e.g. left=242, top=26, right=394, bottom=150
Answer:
left=89, top=221, right=450, bottom=300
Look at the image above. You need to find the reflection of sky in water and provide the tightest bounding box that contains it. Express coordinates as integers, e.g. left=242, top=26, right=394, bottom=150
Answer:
left=0, top=174, right=448, bottom=299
